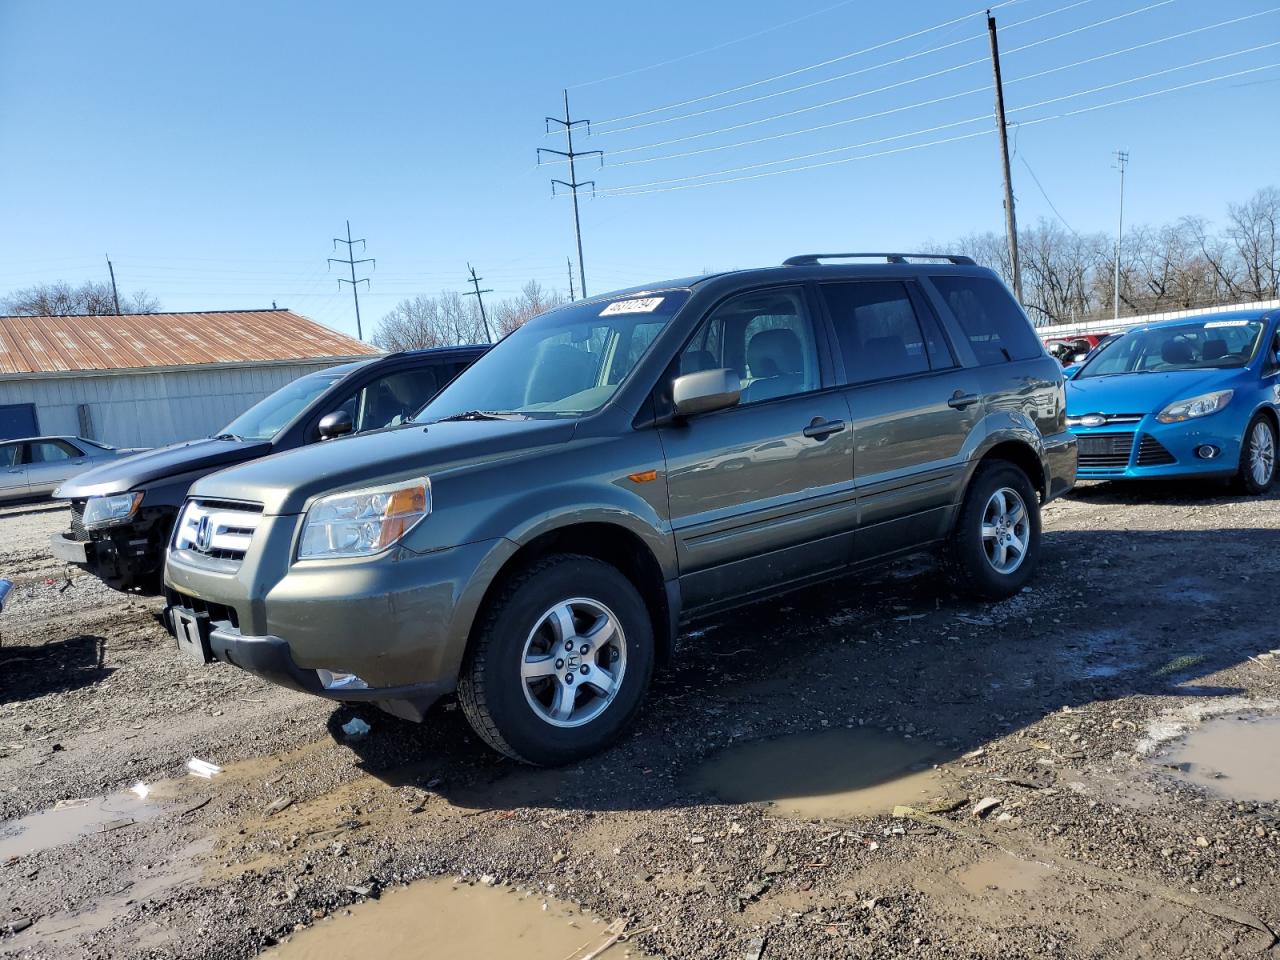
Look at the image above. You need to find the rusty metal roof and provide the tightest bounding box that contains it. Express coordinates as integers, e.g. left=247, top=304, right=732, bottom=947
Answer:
left=0, top=309, right=378, bottom=376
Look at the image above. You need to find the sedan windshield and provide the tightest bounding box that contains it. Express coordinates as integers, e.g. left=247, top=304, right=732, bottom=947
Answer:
left=219, top=372, right=344, bottom=441
left=1077, top=319, right=1264, bottom=378
left=420, top=290, right=691, bottom=421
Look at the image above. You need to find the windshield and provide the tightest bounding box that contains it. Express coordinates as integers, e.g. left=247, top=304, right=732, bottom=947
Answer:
left=219, top=372, right=344, bottom=441
left=1077, top=319, right=1265, bottom=379
left=420, top=290, right=691, bottom=421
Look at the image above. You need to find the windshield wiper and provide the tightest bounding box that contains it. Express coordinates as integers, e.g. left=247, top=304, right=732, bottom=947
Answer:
left=430, top=410, right=527, bottom=423
left=211, top=432, right=243, bottom=441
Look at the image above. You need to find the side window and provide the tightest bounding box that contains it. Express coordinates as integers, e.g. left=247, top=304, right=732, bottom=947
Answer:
left=2, top=444, right=19, bottom=467
left=28, top=440, right=75, bottom=463
left=821, top=281, right=934, bottom=385
left=333, top=368, right=442, bottom=433
left=678, top=288, right=820, bottom=404
left=932, top=275, right=1043, bottom=364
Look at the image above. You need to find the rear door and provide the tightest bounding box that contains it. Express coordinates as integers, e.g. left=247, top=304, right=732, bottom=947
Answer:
left=818, top=279, right=984, bottom=559
left=925, top=274, right=1061, bottom=439
left=659, top=285, right=856, bottom=609
left=25, top=439, right=87, bottom=495
left=0, top=442, right=28, bottom=500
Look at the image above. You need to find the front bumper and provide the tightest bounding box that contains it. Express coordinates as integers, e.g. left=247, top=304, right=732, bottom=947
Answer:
left=164, top=519, right=517, bottom=712
left=1069, top=416, right=1242, bottom=480
left=51, top=505, right=172, bottom=592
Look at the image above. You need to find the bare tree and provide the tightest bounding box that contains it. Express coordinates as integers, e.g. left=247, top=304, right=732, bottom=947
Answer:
left=0, top=280, right=160, bottom=316
left=1226, top=186, right=1280, bottom=301
left=372, top=280, right=566, bottom=352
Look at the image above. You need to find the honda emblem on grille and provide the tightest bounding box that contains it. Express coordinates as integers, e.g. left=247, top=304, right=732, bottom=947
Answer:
left=195, top=514, right=212, bottom=552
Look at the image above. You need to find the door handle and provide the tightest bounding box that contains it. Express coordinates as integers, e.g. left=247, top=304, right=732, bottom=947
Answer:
left=948, top=392, right=981, bottom=410
left=803, top=418, right=846, bottom=439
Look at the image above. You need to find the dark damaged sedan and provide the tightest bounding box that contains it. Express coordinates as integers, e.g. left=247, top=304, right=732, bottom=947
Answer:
left=50, top=346, right=485, bottom=591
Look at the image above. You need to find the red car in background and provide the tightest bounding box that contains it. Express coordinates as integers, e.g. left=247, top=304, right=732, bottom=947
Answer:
left=1045, top=333, right=1115, bottom=366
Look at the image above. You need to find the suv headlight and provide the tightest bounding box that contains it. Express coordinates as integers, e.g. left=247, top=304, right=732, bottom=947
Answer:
left=1156, top=389, right=1234, bottom=424
left=297, top=478, right=430, bottom=560
left=82, top=492, right=143, bottom=530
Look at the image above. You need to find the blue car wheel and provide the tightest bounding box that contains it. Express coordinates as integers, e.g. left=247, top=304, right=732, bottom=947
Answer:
left=1236, top=414, right=1277, bottom=495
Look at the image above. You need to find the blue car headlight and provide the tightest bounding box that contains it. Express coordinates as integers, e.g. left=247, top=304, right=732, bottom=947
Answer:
left=1156, top=389, right=1233, bottom=424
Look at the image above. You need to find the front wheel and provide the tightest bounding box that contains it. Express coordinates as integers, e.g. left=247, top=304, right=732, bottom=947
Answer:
left=458, top=554, right=654, bottom=766
left=947, top=462, right=1041, bottom=600
left=1235, top=414, right=1276, bottom=495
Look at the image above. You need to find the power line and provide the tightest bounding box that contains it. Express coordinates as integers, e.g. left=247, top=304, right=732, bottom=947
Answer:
left=567, top=0, right=868, bottom=89
left=327, top=219, right=374, bottom=340
left=537, top=90, right=602, bottom=298
left=594, top=5, right=1275, bottom=169
left=585, top=61, right=1279, bottom=198
left=587, top=0, right=1037, bottom=129
left=1018, top=153, right=1079, bottom=236
left=587, top=42, right=1280, bottom=196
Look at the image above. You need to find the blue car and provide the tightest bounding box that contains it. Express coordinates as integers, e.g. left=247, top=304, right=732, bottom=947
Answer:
left=1066, top=309, right=1279, bottom=493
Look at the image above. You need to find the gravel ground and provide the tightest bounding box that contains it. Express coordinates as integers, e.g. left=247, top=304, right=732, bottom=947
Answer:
left=1, top=482, right=1279, bottom=959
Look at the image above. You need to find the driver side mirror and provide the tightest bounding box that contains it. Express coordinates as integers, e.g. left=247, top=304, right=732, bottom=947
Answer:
left=672, top=368, right=741, bottom=418
left=317, top=410, right=354, bottom=440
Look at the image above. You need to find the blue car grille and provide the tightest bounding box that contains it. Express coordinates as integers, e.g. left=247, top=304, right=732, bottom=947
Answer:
left=1136, top=435, right=1177, bottom=466
left=1077, top=432, right=1133, bottom=468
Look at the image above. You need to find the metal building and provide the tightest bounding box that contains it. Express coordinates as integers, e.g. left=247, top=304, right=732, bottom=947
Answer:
left=0, top=309, right=378, bottom=446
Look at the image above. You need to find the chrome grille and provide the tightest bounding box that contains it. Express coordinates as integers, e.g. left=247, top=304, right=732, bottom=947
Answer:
left=173, top=499, right=263, bottom=562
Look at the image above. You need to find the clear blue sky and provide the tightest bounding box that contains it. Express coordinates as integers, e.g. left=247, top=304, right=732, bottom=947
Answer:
left=2, top=0, right=1277, bottom=339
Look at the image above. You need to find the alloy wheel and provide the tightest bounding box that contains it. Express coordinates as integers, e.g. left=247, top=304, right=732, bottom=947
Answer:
left=1250, top=420, right=1275, bottom=487
left=520, top=598, right=627, bottom=729
left=981, top=487, right=1031, bottom=575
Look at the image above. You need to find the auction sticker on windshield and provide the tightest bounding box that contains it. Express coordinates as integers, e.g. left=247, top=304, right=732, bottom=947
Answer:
left=1205, top=320, right=1252, bottom=328
left=601, top=297, right=664, bottom=316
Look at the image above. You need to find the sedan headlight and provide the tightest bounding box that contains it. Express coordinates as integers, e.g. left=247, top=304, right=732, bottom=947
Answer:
left=297, top=478, right=430, bottom=560
left=82, top=492, right=143, bottom=530
left=1156, top=389, right=1234, bottom=424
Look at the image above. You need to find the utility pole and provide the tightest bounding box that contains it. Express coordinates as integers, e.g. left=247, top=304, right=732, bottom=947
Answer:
left=538, top=90, right=602, bottom=299
left=105, top=255, right=121, bottom=315
left=1113, top=150, right=1129, bottom=321
left=464, top=263, right=494, bottom=343
left=328, top=220, right=374, bottom=340
left=986, top=12, right=1023, bottom=304
left=566, top=256, right=576, bottom=301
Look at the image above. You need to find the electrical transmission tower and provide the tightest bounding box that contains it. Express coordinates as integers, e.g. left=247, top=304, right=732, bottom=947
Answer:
left=538, top=90, right=602, bottom=299
left=464, top=263, right=494, bottom=343
left=328, top=220, right=375, bottom=340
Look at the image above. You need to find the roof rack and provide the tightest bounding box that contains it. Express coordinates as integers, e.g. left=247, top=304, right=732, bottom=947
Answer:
left=782, top=252, right=976, bottom=266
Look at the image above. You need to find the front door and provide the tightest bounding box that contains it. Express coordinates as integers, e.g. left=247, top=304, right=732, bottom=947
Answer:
left=817, top=280, right=983, bottom=559
left=659, top=286, right=856, bottom=609
left=25, top=439, right=86, bottom=495
left=0, top=443, right=28, bottom=500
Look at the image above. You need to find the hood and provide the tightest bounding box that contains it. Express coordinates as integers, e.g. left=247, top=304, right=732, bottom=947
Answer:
left=190, top=418, right=577, bottom=515
left=1066, top=369, right=1239, bottom=417
left=56, top=437, right=271, bottom=498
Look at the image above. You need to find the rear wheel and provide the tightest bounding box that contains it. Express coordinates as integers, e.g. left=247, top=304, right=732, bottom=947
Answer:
left=1235, top=414, right=1276, bottom=495
left=947, top=461, right=1041, bottom=600
left=458, top=554, right=654, bottom=766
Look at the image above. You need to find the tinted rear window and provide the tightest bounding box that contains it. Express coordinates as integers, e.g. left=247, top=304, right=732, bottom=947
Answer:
left=931, top=275, right=1042, bottom=364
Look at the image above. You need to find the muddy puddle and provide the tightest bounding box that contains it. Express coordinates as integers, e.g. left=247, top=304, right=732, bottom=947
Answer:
left=261, top=877, right=652, bottom=960
left=0, top=788, right=170, bottom=860
left=688, top=727, right=960, bottom=820
left=1156, top=713, right=1280, bottom=802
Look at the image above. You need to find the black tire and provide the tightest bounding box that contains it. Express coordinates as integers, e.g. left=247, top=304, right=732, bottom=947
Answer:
left=1234, top=413, right=1276, bottom=495
left=457, top=554, right=654, bottom=766
left=947, top=461, right=1041, bottom=600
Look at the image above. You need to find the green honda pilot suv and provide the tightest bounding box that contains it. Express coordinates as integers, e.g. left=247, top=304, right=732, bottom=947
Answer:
left=164, top=255, right=1076, bottom=765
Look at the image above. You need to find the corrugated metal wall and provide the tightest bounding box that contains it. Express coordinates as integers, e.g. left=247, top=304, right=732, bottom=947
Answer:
left=0, top=361, right=348, bottom=448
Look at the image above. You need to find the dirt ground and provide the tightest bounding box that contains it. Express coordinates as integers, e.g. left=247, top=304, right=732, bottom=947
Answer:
left=1, top=481, right=1279, bottom=960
